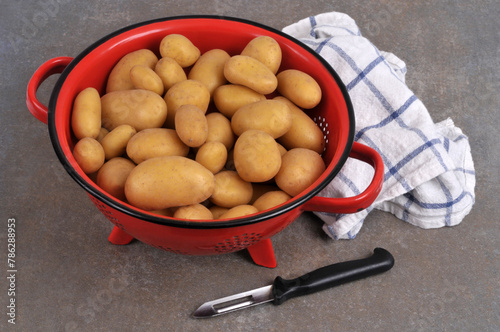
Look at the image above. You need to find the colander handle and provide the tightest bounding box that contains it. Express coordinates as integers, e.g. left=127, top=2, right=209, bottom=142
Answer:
left=302, top=142, right=384, bottom=214
left=26, top=56, right=74, bottom=124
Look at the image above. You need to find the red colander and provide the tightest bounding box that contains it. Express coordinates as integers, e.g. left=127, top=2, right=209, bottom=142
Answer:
left=26, top=16, right=384, bottom=268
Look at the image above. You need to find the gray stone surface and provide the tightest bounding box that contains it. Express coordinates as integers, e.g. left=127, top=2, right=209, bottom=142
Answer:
left=1, top=1, right=499, bottom=331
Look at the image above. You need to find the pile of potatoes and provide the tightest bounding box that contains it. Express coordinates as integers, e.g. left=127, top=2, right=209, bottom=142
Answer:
left=71, top=33, right=327, bottom=220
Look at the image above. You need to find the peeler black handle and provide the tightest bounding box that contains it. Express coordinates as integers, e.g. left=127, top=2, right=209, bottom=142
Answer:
left=272, top=248, right=395, bottom=305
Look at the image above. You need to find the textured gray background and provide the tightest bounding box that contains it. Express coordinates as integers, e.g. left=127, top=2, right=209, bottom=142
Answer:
left=1, top=1, right=499, bottom=331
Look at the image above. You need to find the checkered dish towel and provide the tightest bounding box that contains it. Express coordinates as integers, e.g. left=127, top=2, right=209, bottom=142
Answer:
left=282, top=12, right=476, bottom=240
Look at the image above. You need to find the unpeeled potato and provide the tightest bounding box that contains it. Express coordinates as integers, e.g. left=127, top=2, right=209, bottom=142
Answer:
left=106, top=49, right=158, bottom=93
left=241, top=36, right=282, bottom=74
left=97, top=157, right=136, bottom=201
left=159, top=34, right=200, bottom=68
left=164, top=80, right=210, bottom=128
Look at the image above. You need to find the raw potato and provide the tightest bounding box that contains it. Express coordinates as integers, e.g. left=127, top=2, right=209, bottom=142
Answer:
left=195, top=141, right=227, bottom=174
left=71, top=87, right=101, bottom=140
left=173, top=204, right=213, bottom=220
left=274, top=96, right=325, bottom=154
left=175, top=105, right=208, bottom=148
left=96, top=127, right=109, bottom=142
left=213, top=84, right=266, bottom=118
left=188, top=49, right=230, bottom=95
left=277, top=69, right=322, bottom=109
left=209, top=206, right=229, bottom=219
left=106, top=49, right=158, bottom=93
left=125, top=156, right=215, bottom=211
left=233, top=130, right=282, bottom=183
left=130, top=65, right=164, bottom=95
left=96, top=157, right=136, bottom=201
left=253, top=191, right=291, bottom=211
left=126, top=128, right=189, bottom=164
left=101, top=89, right=167, bottom=131
left=100, top=124, right=137, bottom=160
left=159, top=34, right=200, bottom=68
left=73, top=137, right=105, bottom=174
left=206, top=112, right=235, bottom=150
left=241, top=36, right=282, bottom=74
left=164, top=80, right=210, bottom=128
left=219, top=205, right=259, bottom=219
left=224, top=55, right=277, bottom=95
left=275, top=148, right=326, bottom=197
left=231, top=99, right=292, bottom=138
left=154, top=57, right=187, bottom=90
left=210, top=170, right=253, bottom=208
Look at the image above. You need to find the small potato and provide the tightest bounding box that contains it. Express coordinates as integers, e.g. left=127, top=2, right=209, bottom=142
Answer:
left=275, top=96, right=325, bottom=154
left=275, top=148, right=326, bottom=197
left=175, top=105, right=208, bottom=148
left=233, top=130, right=281, bottom=183
left=250, top=183, right=281, bottom=204
left=96, top=127, right=109, bottom=142
left=73, top=137, right=105, bottom=174
left=231, top=99, right=292, bottom=138
left=213, top=84, right=266, bottom=118
left=159, top=34, right=200, bottom=68
left=125, top=156, right=215, bottom=210
left=188, top=49, right=230, bottom=96
left=126, top=128, right=189, bottom=164
left=130, top=65, right=164, bottom=95
left=224, top=55, right=277, bottom=95
left=106, top=49, right=158, bottom=93
left=253, top=191, right=292, bottom=211
left=173, top=204, right=213, bottom=220
left=241, top=36, right=282, bottom=74
left=209, top=205, right=229, bottom=219
left=277, top=69, right=322, bottom=109
left=71, top=87, right=101, bottom=140
left=206, top=112, right=235, bottom=150
left=219, top=205, right=259, bottom=219
left=195, top=141, right=227, bottom=174
left=100, top=124, right=137, bottom=160
left=154, top=57, right=187, bottom=90
left=164, top=79, right=210, bottom=128
left=96, top=157, right=136, bottom=201
left=101, top=89, right=167, bottom=131
left=210, top=170, right=253, bottom=208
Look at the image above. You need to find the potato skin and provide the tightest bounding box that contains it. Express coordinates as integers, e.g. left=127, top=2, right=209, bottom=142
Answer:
left=224, top=55, right=277, bottom=95
left=125, top=156, right=215, bottom=211
left=101, top=89, right=167, bottom=131
left=210, top=170, right=253, bottom=208
left=73, top=137, right=105, bottom=174
left=71, top=87, right=101, bottom=140
left=233, top=130, right=282, bottom=183
left=174, top=105, right=208, bottom=148
left=219, top=205, right=259, bottom=219
left=275, top=148, right=326, bottom=197
left=253, top=191, right=291, bottom=211
left=205, top=112, right=235, bottom=150
left=213, top=84, right=266, bottom=118
left=97, top=157, right=136, bottom=201
left=173, top=204, right=213, bottom=220
left=241, top=36, right=282, bottom=74
left=274, top=96, right=325, bottom=154
left=164, top=79, right=210, bottom=129
left=106, top=49, right=158, bottom=93
left=231, top=99, right=292, bottom=138
left=100, top=124, right=137, bottom=160
left=154, top=57, right=187, bottom=90
left=276, top=69, right=322, bottom=109
left=195, top=141, right=227, bottom=174
left=130, top=65, right=164, bottom=95
left=126, top=128, right=189, bottom=164
left=159, top=34, right=200, bottom=68
left=188, top=49, right=230, bottom=96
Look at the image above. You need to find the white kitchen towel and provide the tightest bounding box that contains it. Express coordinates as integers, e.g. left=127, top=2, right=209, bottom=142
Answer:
left=283, top=12, right=476, bottom=240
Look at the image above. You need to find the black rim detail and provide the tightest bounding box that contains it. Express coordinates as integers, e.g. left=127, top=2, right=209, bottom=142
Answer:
left=47, top=15, right=355, bottom=229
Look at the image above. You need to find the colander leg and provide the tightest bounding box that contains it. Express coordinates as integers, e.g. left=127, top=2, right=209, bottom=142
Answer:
left=247, top=238, right=277, bottom=268
left=108, top=226, right=134, bottom=245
